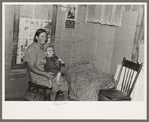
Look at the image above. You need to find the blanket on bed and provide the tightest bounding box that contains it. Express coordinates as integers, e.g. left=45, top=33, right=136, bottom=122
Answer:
left=65, top=63, right=115, bottom=101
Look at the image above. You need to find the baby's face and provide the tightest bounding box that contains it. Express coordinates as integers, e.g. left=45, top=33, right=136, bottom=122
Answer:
left=46, top=47, right=54, bottom=57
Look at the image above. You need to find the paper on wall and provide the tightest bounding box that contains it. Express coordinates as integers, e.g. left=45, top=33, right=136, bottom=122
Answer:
left=16, top=17, right=52, bottom=64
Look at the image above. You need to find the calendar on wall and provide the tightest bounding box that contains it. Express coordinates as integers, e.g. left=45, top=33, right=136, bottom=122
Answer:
left=16, top=17, right=52, bottom=64
left=64, top=5, right=78, bottom=29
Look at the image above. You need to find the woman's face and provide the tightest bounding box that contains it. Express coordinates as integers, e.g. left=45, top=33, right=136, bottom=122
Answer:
left=36, top=32, right=47, bottom=45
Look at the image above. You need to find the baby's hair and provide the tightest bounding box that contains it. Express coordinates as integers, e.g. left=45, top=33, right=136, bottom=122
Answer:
left=45, top=46, right=55, bottom=56
left=45, top=46, right=53, bottom=52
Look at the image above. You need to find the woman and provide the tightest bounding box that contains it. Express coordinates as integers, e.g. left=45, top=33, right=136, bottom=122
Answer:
left=24, top=29, right=69, bottom=101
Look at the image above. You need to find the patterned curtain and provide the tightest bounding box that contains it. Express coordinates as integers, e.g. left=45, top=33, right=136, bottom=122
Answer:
left=86, top=5, right=124, bottom=26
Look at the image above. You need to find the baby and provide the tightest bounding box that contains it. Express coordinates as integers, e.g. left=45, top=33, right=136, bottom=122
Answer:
left=42, top=46, right=64, bottom=88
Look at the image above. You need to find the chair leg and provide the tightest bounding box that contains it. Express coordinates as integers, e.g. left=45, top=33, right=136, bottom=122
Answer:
left=46, top=89, right=52, bottom=101
left=43, top=89, right=46, bottom=101
left=63, top=91, right=69, bottom=101
left=50, top=92, right=57, bottom=101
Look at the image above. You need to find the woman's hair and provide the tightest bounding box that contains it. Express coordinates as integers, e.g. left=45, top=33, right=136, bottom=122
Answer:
left=33, top=29, right=47, bottom=42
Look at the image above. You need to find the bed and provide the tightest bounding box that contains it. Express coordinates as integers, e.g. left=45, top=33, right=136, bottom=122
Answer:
left=63, top=62, right=116, bottom=101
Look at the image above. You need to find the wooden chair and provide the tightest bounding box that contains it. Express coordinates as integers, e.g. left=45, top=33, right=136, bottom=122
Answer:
left=27, top=81, right=51, bottom=101
left=25, top=61, right=66, bottom=101
left=98, top=57, right=143, bottom=101
left=25, top=63, right=52, bottom=101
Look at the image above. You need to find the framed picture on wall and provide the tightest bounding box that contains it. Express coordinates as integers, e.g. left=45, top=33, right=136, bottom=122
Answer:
left=67, top=6, right=76, bottom=19
left=65, top=5, right=78, bottom=29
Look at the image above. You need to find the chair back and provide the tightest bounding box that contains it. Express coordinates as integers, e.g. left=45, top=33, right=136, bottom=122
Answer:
left=115, top=57, right=143, bottom=97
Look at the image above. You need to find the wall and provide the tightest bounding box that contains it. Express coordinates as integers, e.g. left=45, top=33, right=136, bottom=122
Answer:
left=20, top=5, right=53, bottom=19
left=54, top=5, right=95, bottom=66
left=5, top=5, right=14, bottom=98
left=110, top=5, right=144, bottom=74
left=110, top=11, right=138, bottom=74
left=93, top=5, right=144, bottom=75
left=55, top=5, right=144, bottom=76
left=93, top=25, right=116, bottom=73
left=54, top=5, right=117, bottom=74
left=138, top=41, right=144, bottom=63
left=54, top=5, right=116, bottom=73
left=5, top=5, right=53, bottom=99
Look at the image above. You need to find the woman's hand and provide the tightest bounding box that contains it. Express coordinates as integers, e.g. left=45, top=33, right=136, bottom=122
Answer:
left=55, top=59, right=60, bottom=67
left=41, top=59, right=47, bottom=64
left=45, top=72, right=54, bottom=80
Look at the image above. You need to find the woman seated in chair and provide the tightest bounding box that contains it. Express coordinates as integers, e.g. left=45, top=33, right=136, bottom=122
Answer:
left=24, top=29, right=69, bottom=101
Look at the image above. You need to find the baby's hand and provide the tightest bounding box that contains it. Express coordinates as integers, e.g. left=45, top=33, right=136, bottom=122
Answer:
left=61, top=60, right=65, bottom=64
left=59, top=59, right=65, bottom=64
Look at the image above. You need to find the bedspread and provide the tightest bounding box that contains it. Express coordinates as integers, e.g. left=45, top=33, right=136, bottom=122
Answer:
left=65, top=63, right=115, bottom=101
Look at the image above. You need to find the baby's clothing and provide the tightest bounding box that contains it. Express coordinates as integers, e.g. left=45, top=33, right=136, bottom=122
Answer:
left=44, top=55, right=60, bottom=77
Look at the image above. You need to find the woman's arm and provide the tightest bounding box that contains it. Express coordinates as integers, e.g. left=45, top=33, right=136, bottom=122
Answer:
left=24, top=47, right=53, bottom=79
left=26, top=62, right=54, bottom=79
